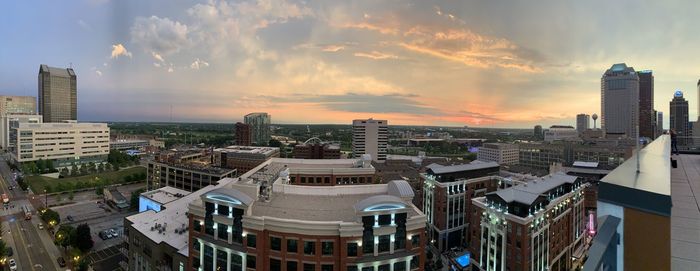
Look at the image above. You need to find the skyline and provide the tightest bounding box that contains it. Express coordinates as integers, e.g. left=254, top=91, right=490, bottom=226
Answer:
left=2, top=0, right=700, bottom=128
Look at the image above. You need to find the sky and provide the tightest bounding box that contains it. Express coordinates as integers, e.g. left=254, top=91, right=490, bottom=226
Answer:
left=1, top=0, right=699, bottom=128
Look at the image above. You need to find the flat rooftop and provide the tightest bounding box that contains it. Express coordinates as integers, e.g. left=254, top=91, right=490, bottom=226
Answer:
left=214, top=145, right=279, bottom=155
left=141, top=186, right=191, bottom=205
left=271, top=158, right=370, bottom=169
left=671, top=154, right=700, bottom=270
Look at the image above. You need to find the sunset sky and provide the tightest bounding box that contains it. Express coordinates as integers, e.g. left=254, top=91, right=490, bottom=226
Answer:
left=1, top=0, right=699, bottom=128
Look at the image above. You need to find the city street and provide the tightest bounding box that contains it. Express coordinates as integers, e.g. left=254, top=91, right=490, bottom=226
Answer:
left=0, top=155, right=63, bottom=271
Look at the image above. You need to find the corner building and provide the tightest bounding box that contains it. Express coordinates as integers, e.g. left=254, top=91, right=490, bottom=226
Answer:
left=187, top=158, right=426, bottom=271
left=469, top=173, right=588, bottom=271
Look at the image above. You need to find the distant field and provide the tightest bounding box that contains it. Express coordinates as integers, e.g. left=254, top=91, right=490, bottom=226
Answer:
left=26, top=166, right=146, bottom=193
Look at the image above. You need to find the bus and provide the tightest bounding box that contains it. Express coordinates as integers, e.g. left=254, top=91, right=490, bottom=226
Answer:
left=22, top=205, right=31, bottom=220
left=1, top=193, right=8, bottom=204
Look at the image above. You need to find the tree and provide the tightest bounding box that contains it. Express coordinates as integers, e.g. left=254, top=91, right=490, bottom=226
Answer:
left=75, top=223, right=94, bottom=252
left=0, top=239, right=7, bottom=260
left=97, top=163, right=105, bottom=173
left=39, top=208, right=61, bottom=226
left=76, top=257, right=90, bottom=271
left=46, top=159, right=56, bottom=173
left=130, top=188, right=146, bottom=210
left=60, top=167, right=70, bottom=177
left=36, top=159, right=46, bottom=173
left=269, top=139, right=282, bottom=147
left=68, top=191, right=74, bottom=201
left=71, top=164, right=79, bottom=176
left=55, top=225, right=75, bottom=251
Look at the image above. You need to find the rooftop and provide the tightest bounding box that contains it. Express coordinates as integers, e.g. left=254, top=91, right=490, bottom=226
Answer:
left=140, top=186, right=191, bottom=205
left=670, top=154, right=700, bottom=270
left=492, top=172, right=578, bottom=206
left=214, top=145, right=279, bottom=155
left=426, top=161, right=499, bottom=175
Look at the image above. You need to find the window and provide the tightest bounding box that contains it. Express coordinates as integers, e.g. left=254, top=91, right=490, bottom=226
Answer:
left=217, top=204, right=230, bottom=216
left=321, top=264, right=333, bottom=271
left=286, top=261, right=298, bottom=271
left=322, top=241, right=334, bottom=256
left=347, top=266, right=358, bottom=271
left=247, top=234, right=256, bottom=248
left=304, top=241, right=316, bottom=255
left=192, top=238, right=200, bottom=252
left=303, top=263, right=316, bottom=271
left=379, top=264, right=390, bottom=271
left=393, top=262, right=406, bottom=271
left=270, top=237, right=282, bottom=251
left=218, top=225, right=228, bottom=240
left=203, top=245, right=213, bottom=271
left=270, top=258, right=281, bottom=271
left=347, top=243, right=358, bottom=257
left=245, top=255, right=255, bottom=270
left=410, top=256, right=419, bottom=269
left=217, top=249, right=228, bottom=271
left=287, top=239, right=298, bottom=253
left=378, top=235, right=390, bottom=253
left=362, top=267, right=373, bottom=271
left=193, top=219, right=202, bottom=232
left=378, top=214, right=391, bottom=226
left=411, top=235, right=420, bottom=247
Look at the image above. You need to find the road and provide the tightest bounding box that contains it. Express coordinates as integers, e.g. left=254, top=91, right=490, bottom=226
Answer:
left=0, top=154, right=62, bottom=271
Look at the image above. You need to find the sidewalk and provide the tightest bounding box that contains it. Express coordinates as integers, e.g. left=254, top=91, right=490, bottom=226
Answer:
left=31, top=218, right=63, bottom=270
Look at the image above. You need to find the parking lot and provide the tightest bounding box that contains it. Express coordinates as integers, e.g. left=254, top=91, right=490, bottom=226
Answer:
left=87, top=243, right=127, bottom=271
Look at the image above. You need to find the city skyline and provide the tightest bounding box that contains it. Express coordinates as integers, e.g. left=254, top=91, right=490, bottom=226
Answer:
left=2, top=0, right=700, bottom=128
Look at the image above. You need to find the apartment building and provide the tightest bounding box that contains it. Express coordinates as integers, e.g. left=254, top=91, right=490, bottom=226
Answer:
left=352, top=119, right=388, bottom=162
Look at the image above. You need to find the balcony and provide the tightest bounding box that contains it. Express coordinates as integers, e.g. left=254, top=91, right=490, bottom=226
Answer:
left=584, top=135, right=700, bottom=271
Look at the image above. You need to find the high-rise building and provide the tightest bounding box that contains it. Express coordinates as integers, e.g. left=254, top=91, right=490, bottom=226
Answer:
left=352, top=118, right=388, bottom=162
left=657, top=111, right=664, bottom=135
left=637, top=70, right=655, bottom=138
left=0, top=96, right=37, bottom=115
left=534, top=125, right=543, bottom=140
left=576, top=114, right=590, bottom=134
left=38, top=65, right=77, bottom=122
left=601, top=63, right=639, bottom=138
left=670, top=91, right=689, bottom=145
left=243, top=113, right=271, bottom=146
left=234, top=122, right=251, bottom=146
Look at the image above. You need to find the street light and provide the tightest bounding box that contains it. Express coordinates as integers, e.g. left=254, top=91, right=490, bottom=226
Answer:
left=44, top=189, right=47, bottom=208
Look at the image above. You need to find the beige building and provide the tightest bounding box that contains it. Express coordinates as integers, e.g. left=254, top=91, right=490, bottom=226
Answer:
left=38, top=65, right=77, bottom=122
left=352, top=118, right=388, bottom=162
left=0, top=95, right=37, bottom=115
left=477, top=143, right=519, bottom=165
left=10, top=121, right=110, bottom=167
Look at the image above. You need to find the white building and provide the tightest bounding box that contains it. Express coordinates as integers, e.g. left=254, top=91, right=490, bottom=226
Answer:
left=477, top=143, right=519, bottom=165
left=0, top=114, right=42, bottom=150
left=544, top=125, right=579, bottom=142
left=10, top=121, right=110, bottom=167
left=601, top=63, right=639, bottom=138
left=352, top=118, right=388, bottom=162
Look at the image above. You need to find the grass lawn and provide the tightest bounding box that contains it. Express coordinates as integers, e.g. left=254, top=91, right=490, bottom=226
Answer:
left=26, top=166, right=146, bottom=193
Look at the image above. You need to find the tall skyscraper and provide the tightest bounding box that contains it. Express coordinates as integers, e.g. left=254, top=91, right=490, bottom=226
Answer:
left=576, top=114, right=590, bottom=134
left=0, top=96, right=37, bottom=115
left=637, top=70, right=654, bottom=138
left=534, top=125, right=543, bottom=140
left=352, top=118, right=388, bottom=162
left=234, top=122, right=251, bottom=146
left=243, top=112, right=271, bottom=146
left=670, top=91, right=689, bottom=145
left=601, top=63, right=639, bottom=138
left=38, top=64, right=77, bottom=122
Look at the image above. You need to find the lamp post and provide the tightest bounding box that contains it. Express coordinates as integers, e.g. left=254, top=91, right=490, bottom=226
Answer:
left=44, top=189, right=47, bottom=208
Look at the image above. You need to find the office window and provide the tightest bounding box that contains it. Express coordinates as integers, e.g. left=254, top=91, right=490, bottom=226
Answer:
left=304, top=241, right=316, bottom=255
left=270, top=237, right=282, bottom=251
left=322, top=241, right=334, bottom=256
left=247, top=234, right=256, bottom=248
left=245, top=255, right=255, bottom=270
left=287, top=239, right=298, bottom=253
left=270, top=258, right=281, bottom=271
left=347, top=243, right=358, bottom=257
left=303, top=263, right=316, bottom=271
left=321, top=264, right=333, bottom=271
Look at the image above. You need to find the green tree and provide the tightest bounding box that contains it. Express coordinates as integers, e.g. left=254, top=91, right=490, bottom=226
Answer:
left=97, top=163, right=105, bottom=173
left=55, top=225, right=75, bottom=251
left=36, top=159, right=46, bottom=173
left=60, top=167, right=70, bottom=177
left=46, top=159, right=56, bottom=172
left=76, top=257, right=90, bottom=271
left=75, top=223, right=94, bottom=252
left=71, top=164, right=79, bottom=176
left=0, top=239, right=7, bottom=260
left=130, top=188, right=146, bottom=210
left=39, top=208, right=61, bottom=226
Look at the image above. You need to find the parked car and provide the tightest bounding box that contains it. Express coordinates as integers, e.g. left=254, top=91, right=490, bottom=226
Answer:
left=109, top=228, right=118, bottom=237
left=66, top=215, right=74, bottom=222
left=57, top=257, right=67, bottom=267
left=6, top=247, right=12, bottom=256
left=38, top=223, right=44, bottom=230
left=8, top=259, right=16, bottom=270
left=99, top=230, right=111, bottom=240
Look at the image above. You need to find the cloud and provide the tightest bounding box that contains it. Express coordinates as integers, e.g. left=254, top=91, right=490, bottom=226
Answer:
left=110, top=44, right=132, bottom=59
left=95, top=70, right=102, bottom=76
left=354, top=51, right=398, bottom=60
left=153, top=63, right=161, bottom=68
left=77, top=19, right=91, bottom=30
left=460, top=110, right=504, bottom=122
left=167, top=66, right=174, bottom=73
left=190, top=58, right=210, bottom=70
left=322, top=45, right=345, bottom=52
left=261, top=92, right=439, bottom=115
left=151, top=52, right=165, bottom=62
left=131, top=16, right=189, bottom=56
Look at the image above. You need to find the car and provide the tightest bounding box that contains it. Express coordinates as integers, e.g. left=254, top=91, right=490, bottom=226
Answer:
left=57, top=257, right=66, bottom=267
left=7, top=186, right=11, bottom=190
left=109, top=228, right=118, bottom=237
left=8, top=259, right=16, bottom=270
left=6, top=247, right=12, bottom=256
left=99, top=231, right=111, bottom=240
left=38, top=223, right=44, bottom=230
left=66, top=215, right=74, bottom=222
